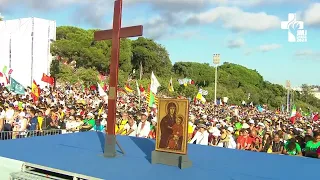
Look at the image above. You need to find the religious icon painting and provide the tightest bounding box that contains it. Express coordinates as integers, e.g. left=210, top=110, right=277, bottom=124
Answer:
left=155, top=98, right=189, bottom=155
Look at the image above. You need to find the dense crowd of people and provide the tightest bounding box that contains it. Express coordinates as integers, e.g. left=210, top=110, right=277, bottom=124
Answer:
left=0, top=84, right=320, bottom=159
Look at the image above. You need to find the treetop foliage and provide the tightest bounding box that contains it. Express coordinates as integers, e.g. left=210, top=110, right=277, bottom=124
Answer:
left=50, top=26, right=320, bottom=111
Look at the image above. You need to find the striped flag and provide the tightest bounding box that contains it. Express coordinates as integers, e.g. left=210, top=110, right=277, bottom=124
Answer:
left=124, top=84, right=133, bottom=93
left=290, top=105, right=296, bottom=124
left=31, top=80, right=40, bottom=102
left=147, top=84, right=158, bottom=108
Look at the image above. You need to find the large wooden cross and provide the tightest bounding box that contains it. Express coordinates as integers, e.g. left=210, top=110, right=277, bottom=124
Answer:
left=94, top=0, right=143, bottom=157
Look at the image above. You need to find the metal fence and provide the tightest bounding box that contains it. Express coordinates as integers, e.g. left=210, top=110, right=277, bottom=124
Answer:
left=0, top=129, right=63, bottom=140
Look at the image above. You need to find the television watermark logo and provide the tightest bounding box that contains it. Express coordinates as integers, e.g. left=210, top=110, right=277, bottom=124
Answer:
left=281, top=13, right=307, bottom=42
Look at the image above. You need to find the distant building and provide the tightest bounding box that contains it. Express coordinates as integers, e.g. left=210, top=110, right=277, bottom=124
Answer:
left=292, top=87, right=320, bottom=99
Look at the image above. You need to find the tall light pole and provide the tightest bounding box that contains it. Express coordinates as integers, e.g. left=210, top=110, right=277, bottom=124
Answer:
left=286, top=80, right=291, bottom=113
left=213, top=54, right=220, bottom=105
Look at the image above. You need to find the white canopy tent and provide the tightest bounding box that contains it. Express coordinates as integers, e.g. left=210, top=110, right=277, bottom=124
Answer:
left=0, top=17, right=56, bottom=88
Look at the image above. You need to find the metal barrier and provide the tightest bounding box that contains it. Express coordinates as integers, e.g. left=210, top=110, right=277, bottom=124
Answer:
left=0, top=129, right=63, bottom=140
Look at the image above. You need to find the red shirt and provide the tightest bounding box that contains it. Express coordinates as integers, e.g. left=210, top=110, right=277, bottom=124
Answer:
left=237, top=135, right=253, bottom=149
left=148, top=130, right=156, bottom=139
left=316, top=146, right=320, bottom=156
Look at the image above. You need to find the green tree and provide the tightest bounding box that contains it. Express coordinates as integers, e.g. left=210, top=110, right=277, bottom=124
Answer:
left=131, top=37, right=172, bottom=78
left=173, top=62, right=215, bottom=86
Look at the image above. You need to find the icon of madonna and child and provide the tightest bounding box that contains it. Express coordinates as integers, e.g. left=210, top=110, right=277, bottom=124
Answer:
left=156, top=100, right=188, bottom=154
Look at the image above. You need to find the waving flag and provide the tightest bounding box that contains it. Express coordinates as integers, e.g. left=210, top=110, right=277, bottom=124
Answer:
left=312, top=113, right=319, bottom=121
left=2, top=66, right=7, bottom=74
left=150, top=71, right=160, bottom=94
left=290, top=105, right=296, bottom=124
left=31, top=80, right=40, bottom=102
left=168, top=77, right=174, bottom=92
left=0, top=72, right=9, bottom=87
left=9, top=78, right=25, bottom=95
left=125, top=84, right=133, bottom=93
left=97, top=83, right=108, bottom=104
left=41, top=73, right=54, bottom=85
left=147, top=84, right=158, bottom=108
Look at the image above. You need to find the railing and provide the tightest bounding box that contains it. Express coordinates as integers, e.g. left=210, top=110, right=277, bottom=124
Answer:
left=0, top=129, right=63, bottom=140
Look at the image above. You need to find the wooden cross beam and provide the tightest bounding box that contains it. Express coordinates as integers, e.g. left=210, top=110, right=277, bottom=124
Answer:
left=94, top=25, right=143, bottom=40
left=93, top=0, right=143, bottom=158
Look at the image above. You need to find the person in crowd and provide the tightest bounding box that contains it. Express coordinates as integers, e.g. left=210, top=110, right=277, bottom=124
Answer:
left=136, top=112, right=150, bottom=138
left=148, top=119, right=157, bottom=139
left=305, top=132, right=320, bottom=158
left=116, top=112, right=128, bottom=135
left=283, top=138, right=302, bottom=156
left=251, top=137, right=262, bottom=152
left=16, top=112, right=28, bottom=138
left=237, top=129, right=252, bottom=150
left=189, top=124, right=209, bottom=145
left=66, top=116, right=80, bottom=133
left=28, top=108, right=38, bottom=136
left=80, top=113, right=95, bottom=132
left=118, top=114, right=137, bottom=137
left=261, top=132, right=272, bottom=152
left=271, top=133, right=284, bottom=154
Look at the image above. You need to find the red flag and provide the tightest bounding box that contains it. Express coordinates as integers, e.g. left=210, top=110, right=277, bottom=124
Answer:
left=313, top=114, right=319, bottom=121
left=290, top=116, right=296, bottom=124
left=103, top=84, right=108, bottom=91
left=8, top=69, right=13, bottom=75
left=41, top=73, right=54, bottom=85
left=90, top=85, right=97, bottom=90
left=139, top=84, right=145, bottom=93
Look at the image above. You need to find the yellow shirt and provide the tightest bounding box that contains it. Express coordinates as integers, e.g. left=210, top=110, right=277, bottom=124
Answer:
left=115, top=124, right=119, bottom=133
left=38, top=116, right=43, bottom=130
left=188, top=123, right=194, bottom=134
left=187, top=123, right=194, bottom=143
left=59, top=112, right=65, bottom=119
left=118, top=119, right=128, bottom=135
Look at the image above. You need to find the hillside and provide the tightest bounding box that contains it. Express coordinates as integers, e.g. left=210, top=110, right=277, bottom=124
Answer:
left=50, top=26, right=320, bottom=111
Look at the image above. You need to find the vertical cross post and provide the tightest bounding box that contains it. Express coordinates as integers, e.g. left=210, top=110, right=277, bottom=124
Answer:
left=94, top=0, right=143, bottom=158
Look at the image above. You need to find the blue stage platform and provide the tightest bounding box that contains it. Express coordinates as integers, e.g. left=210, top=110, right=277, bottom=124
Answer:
left=0, top=132, right=318, bottom=180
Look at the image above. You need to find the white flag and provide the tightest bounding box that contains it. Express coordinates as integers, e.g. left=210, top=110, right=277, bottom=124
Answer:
left=97, top=83, right=108, bottom=103
left=136, top=80, right=141, bottom=96
left=150, top=71, right=160, bottom=94
left=98, top=83, right=106, bottom=96
left=223, top=97, right=229, bottom=103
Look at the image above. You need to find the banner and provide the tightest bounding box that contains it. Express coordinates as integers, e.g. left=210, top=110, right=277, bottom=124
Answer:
left=10, top=78, right=26, bottom=95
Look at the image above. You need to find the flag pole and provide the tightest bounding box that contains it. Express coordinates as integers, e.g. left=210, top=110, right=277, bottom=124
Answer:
left=136, top=80, right=141, bottom=110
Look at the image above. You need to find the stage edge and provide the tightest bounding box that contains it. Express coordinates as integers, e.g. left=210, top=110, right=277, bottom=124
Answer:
left=22, top=162, right=103, bottom=180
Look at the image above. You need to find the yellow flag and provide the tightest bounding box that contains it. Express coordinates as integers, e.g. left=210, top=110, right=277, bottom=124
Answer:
left=168, top=77, right=174, bottom=92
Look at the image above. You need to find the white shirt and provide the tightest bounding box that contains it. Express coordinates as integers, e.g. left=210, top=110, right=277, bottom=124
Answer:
left=217, top=135, right=236, bottom=149
left=5, top=109, right=15, bottom=122
left=189, top=131, right=209, bottom=145
left=101, top=119, right=107, bottom=127
left=228, top=136, right=237, bottom=149
left=123, top=122, right=137, bottom=137
left=0, top=110, right=5, bottom=119
left=136, top=121, right=150, bottom=138
left=66, top=121, right=80, bottom=130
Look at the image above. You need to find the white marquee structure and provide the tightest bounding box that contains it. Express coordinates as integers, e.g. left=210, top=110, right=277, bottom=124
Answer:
left=0, top=17, right=56, bottom=88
